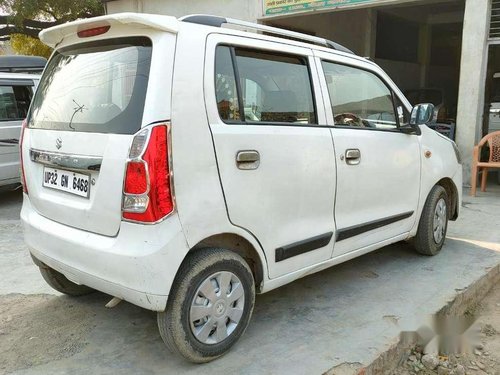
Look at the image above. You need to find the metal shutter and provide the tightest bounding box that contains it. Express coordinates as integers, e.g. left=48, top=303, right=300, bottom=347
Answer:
left=491, top=0, right=500, bottom=38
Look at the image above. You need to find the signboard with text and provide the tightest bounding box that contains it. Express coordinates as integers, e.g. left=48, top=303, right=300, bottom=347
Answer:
left=264, top=0, right=378, bottom=16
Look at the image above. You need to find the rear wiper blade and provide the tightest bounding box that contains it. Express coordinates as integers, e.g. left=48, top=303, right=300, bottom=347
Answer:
left=68, top=99, right=87, bottom=130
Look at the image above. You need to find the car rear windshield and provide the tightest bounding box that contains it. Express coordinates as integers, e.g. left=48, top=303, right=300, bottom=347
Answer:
left=28, top=37, right=152, bottom=134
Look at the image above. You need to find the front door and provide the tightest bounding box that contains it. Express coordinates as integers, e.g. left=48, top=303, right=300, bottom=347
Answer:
left=205, top=36, right=336, bottom=278
left=316, top=56, right=421, bottom=256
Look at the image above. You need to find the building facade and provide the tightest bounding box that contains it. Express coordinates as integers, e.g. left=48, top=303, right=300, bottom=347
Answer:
left=104, top=0, right=498, bottom=186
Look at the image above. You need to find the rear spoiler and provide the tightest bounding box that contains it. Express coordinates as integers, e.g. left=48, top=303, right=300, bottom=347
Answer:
left=39, top=13, right=179, bottom=48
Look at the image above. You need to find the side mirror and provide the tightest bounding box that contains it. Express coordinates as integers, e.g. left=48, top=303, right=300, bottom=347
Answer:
left=410, top=103, right=435, bottom=126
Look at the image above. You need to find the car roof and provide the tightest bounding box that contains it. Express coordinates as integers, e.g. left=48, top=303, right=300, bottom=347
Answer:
left=179, top=16, right=375, bottom=68
left=39, top=12, right=372, bottom=66
left=0, top=55, right=46, bottom=69
left=180, top=14, right=354, bottom=54
left=0, top=72, right=41, bottom=80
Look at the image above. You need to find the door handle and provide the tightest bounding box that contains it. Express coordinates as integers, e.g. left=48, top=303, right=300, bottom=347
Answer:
left=236, top=150, right=260, bottom=170
left=345, top=149, right=361, bottom=165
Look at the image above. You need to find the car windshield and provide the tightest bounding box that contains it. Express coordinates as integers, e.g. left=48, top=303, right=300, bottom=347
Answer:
left=28, top=37, right=152, bottom=134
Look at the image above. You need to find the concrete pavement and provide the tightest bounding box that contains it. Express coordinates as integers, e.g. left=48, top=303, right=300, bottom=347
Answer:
left=0, top=190, right=58, bottom=296
left=1, top=186, right=499, bottom=374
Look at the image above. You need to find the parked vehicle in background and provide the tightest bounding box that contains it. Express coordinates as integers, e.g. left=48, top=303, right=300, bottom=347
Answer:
left=0, top=73, right=40, bottom=189
left=21, top=13, right=462, bottom=363
left=0, top=56, right=46, bottom=74
left=405, top=88, right=456, bottom=140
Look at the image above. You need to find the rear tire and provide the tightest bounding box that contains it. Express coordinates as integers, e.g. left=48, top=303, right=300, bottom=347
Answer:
left=157, top=248, right=255, bottom=363
left=39, top=266, right=94, bottom=296
left=413, top=185, right=449, bottom=256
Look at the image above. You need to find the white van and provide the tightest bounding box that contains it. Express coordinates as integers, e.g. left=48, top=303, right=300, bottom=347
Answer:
left=21, top=13, right=462, bottom=362
left=0, top=73, right=39, bottom=189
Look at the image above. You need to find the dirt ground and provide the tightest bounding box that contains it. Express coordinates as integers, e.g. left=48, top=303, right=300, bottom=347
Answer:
left=1, top=286, right=498, bottom=375
left=0, top=293, right=101, bottom=374
left=393, top=283, right=500, bottom=375
left=1, top=186, right=499, bottom=375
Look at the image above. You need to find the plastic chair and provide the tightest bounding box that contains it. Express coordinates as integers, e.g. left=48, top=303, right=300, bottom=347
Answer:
left=470, top=130, right=500, bottom=196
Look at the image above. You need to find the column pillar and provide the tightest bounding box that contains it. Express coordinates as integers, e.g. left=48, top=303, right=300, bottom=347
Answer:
left=418, top=23, right=431, bottom=88
left=456, top=0, right=490, bottom=186
left=364, top=8, right=377, bottom=58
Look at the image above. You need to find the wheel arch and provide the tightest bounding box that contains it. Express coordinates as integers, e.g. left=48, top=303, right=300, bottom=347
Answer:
left=436, top=177, right=459, bottom=221
left=181, top=233, right=266, bottom=293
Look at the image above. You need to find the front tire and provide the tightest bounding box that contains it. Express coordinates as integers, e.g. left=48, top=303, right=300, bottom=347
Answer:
left=413, top=185, right=449, bottom=256
left=157, top=248, right=255, bottom=363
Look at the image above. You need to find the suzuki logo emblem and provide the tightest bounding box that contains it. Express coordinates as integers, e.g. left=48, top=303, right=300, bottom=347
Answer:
left=56, top=137, right=62, bottom=150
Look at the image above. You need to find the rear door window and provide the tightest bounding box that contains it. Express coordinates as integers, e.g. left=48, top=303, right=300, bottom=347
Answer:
left=28, top=37, right=152, bottom=134
left=215, top=46, right=317, bottom=125
left=0, top=83, right=33, bottom=121
left=215, top=46, right=240, bottom=121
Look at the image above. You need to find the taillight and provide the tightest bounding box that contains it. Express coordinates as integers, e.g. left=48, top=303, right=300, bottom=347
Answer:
left=19, top=119, right=28, bottom=194
left=122, top=124, right=174, bottom=223
left=77, top=25, right=110, bottom=38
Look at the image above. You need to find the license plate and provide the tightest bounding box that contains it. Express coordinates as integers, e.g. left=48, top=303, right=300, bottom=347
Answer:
left=42, top=167, right=91, bottom=198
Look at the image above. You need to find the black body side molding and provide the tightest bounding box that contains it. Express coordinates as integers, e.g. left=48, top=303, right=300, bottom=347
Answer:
left=275, top=232, right=333, bottom=262
left=0, top=138, right=19, bottom=147
left=336, top=211, right=414, bottom=242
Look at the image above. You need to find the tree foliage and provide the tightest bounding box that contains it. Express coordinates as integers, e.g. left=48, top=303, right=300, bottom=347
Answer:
left=0, top=0, right=104, bottom=41
left=10, top=33, right=52, bottom=57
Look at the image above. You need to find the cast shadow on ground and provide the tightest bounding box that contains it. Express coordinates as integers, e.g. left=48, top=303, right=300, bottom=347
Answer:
left=2, top=237, right=498, bottom=374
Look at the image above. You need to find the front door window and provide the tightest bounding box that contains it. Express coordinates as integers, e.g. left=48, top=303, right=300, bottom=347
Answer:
left=322, top=61, right=398, bottom=130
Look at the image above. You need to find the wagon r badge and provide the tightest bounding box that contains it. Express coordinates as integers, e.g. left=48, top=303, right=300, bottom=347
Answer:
left=56, top=138, right=62, bottom=150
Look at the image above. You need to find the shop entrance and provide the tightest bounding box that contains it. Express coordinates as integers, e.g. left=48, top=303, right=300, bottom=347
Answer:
left=483, top=44, right=500, bottom=136
left=263, top=0, right=465, bottom=139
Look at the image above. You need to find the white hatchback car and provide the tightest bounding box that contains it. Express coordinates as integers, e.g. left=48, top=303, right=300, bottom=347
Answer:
left=0, top=72, right=39, bottom=189
left=21, top=13, right=462, bottom=362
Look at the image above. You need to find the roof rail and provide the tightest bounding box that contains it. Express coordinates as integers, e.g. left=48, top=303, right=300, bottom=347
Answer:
left=180, top=14, right=354, bottom=55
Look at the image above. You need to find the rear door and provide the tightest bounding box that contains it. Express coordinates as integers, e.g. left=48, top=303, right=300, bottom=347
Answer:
left=22, top=35, right=168, bottom=236
left=205, top=35, right=337, bottom=278
left=0, top=79, right=34, bottom=183
left=315, top=53, right=421, bottom=256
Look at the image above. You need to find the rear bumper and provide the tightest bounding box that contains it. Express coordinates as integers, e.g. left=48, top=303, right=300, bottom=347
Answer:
left=21, top=195, right=189, bottom=311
